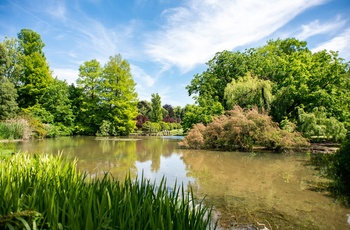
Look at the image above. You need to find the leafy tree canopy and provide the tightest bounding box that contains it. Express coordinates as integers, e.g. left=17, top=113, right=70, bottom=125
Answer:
left=187, top=38, right=350, bottom=128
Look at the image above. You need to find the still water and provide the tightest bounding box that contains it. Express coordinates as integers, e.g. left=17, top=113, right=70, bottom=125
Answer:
left=9, top=136, right=350, bottom=229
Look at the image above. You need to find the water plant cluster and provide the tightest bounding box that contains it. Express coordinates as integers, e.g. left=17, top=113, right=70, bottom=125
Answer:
left=0, top=119, right=29, bottom=140
left=0, top=153, right=215, bottom=229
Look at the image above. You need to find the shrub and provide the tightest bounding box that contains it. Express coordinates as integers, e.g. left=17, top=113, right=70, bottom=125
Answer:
left=298, top=107, right=347, bottom=142
left=179, top=106, right=309, bottom=152
left=322, top=133, right=350, bottom=204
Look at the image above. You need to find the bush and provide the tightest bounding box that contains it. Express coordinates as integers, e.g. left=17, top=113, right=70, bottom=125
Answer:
left=298, top=107, right=347, bottom=142
left=323, top=133, right=350, bottom=204
left=179, top=106, right=309, bottom=151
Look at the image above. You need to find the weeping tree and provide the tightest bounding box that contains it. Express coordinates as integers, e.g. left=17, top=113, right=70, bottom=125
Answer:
left=224, top=72, right=273, bottom=112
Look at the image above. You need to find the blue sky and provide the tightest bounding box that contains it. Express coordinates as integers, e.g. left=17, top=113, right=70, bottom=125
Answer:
left=1, top=0, right=350, bottom=107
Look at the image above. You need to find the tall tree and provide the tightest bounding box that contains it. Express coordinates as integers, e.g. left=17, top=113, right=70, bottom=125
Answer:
left=77, top=59, right=102, bottom=134
left=149, top=93, right=162, bottom=122
left=0, top=76, right=18, bottom=120
left=163, top=104, right=174, bottom=118
left=100, top=54, right=138, bottom=135
left=16, top=29, right=53, bottom=108
left=1, top=38, right=23, bottom=88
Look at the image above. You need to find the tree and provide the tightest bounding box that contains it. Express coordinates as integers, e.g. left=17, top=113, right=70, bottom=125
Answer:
left=39, top=78, right=75, bottom=128
left=16, top=29, right=53, bottom=108
left=76, top=59, right=102, bottom=134
left=99, top=54, right=138, bottom=135
left=149, top=93, right=163, bottom=122
left=224, top=72, right=273, bottom=112
left=137, top=100, right=152, bottom=117
left=163, top=104, right=174, bottom=118
left=187, top=38, right=350, bottom=137
left=186, top=50, right=249, bottom=109
left=181, top=99, right=224, bottom=132
left=1, top=37, right=22, bottom=84
left=0, top=76, right=18, bottom=120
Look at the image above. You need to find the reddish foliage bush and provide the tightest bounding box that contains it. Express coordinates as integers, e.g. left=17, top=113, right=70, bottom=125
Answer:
left=179, top=106, right=309, bottom=152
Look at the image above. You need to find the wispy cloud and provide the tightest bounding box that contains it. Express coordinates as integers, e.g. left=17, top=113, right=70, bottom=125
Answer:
left=296, top=16, right=346, bottom=40
left=312, top=28, right=350, bottom=60
left=45, top=0, right=67, bottom=21
left=145, top=0, right=326, bottom=72
left=131, top=64, right=156, bottom=88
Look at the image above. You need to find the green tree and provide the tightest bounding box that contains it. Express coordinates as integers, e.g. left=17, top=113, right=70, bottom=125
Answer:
left=181, top=99, right=223, bottom=132
left=137, top=100, right=152, bottom=117
left=187, top=38, right=350, bottom=137
left=186, top=50, right=249, bottom=109
left=149, top=93, right=163, bottom=122
left=99, top=54, right=138, bottom=135
left=0, top=76, right=19, bottom=120
left=40, top=78, right=75, bottom=128
left=224, top=72, right=273, bottom=112
left=16, top=29, right=53, bottom=108
left=1, top=37, right=22, bottom=84
left=76, top=59, right=102, bottom=134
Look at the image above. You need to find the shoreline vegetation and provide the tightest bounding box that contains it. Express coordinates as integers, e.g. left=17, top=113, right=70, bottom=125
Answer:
left=0, top=153, right=216, bottom=229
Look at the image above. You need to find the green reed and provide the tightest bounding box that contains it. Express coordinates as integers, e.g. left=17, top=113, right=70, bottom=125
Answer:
left=0, top=153, right=215, bottom=229
left=0, top=119, right=27, bottom=140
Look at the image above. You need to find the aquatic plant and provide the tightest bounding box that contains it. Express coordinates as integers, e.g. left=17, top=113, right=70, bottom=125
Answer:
left=0, top=153, right=215, bottom=229
left=0, top=119, right=29, bottom=140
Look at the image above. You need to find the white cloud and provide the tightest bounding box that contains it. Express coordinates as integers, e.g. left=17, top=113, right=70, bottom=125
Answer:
left=45, top=1, right=67, bottom=21
left=296, top=16, right=346, bottom=40
left=145, top=0, right=326, bottom=72
left=131, top=65, right=156, bottom=88
left=52, top=68, right=79, bottom=85
left=312, top=28, right=350, bottom=60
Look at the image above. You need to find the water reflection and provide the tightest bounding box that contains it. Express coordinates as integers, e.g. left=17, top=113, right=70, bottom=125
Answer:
left=180, top=149, right=350, bottom=229
left=10, top=136, right=350, bottom=229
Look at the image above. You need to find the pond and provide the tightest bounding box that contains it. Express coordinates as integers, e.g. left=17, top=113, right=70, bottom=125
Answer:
left=7, top=136, right=350, bottom=229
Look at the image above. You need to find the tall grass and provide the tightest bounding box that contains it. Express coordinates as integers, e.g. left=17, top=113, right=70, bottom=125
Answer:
left=0, top=153, right=215, bottom=229
left=0, top=119, right=29, bottom=140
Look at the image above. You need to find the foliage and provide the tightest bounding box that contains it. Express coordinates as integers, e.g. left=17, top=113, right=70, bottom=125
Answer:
left=39, top=78, right=75, bottom=128
left=298, top=107, right=347, bottom=142
left=0, top=153, right=215, bottom=229
left=21, top=104, right=54, bottom=124
left=330, top=134, right=350, bottom=204
left=138, top=100, right=152, bottom=116
left=179, top=106, right=309, bottom=152
left=100, top=55, right=138, bottom=135
left=181, top=100, right=224, bottom=133
left=136, top=114, right=149, bottom=129
left=186, top=38, right=350, bottom=137
left=224, top=72, right=273, bottom=112
left=142, top=121, right=161, bottom=134
left=149, top=93, right=163, bottom=122
left=76, top=55, right=138, bottom=135
left=76, top=59, right=102, bottom=134
left=16, top=29, right=53, bottom=108
left=0, top=76, right=18, bottom=120
left=0, top=119, right=29, bottom=140
left=1, top=37, right=22, bottom=84
left=163, top=104, right=174, bottom=118
left=96, top=120, right=115, bottom=136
